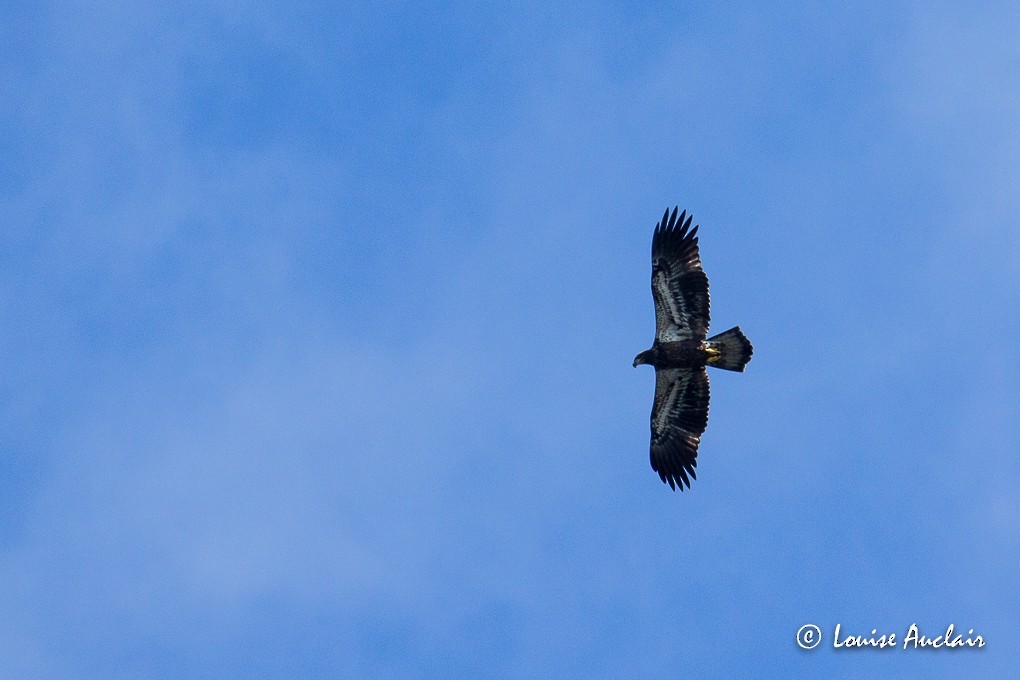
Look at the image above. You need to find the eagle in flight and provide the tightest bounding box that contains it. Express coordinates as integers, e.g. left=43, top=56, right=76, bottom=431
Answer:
left=633, top=207, right=753, bottom=491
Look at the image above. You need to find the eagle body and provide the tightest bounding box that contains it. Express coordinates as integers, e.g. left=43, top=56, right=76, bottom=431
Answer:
left=633, top=207, right=753, bottom=491
left=634, top=340, right=711, bottom=370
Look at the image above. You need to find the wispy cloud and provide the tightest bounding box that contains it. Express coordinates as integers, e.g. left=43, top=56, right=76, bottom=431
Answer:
left=2, top=2, right=1018, bottom=678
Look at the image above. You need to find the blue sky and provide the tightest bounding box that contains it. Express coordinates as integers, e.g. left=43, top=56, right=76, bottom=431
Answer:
left=2, top=1, right=1018, bottom=677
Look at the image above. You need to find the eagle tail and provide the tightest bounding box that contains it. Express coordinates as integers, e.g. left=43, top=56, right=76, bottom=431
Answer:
left=705, top=326, right=753, bottom=372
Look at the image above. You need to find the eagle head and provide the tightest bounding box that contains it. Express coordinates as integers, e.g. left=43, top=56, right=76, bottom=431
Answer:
left=633, top=348, right=656, bottom=368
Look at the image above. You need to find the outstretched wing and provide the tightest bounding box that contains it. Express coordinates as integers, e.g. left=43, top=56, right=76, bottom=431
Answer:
left=650, top=367, right=710, bottom=490
left=651, top=207, right=710, bottom=342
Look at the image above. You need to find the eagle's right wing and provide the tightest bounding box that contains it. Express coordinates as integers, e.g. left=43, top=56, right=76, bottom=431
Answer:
left=650, top=367, right=710, bottom=491
left=651, top=207, right=710, bottom=342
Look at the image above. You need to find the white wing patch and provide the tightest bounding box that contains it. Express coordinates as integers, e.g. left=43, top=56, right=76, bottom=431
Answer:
left=652, top=369, right=689, bottom=441
left=652, top=266, right=693, bottom=342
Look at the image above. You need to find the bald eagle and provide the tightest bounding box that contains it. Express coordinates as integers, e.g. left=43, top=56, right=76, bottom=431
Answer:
left=633, top=207, right=753, bottom=491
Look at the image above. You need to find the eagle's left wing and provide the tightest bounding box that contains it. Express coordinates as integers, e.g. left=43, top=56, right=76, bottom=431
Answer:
left=651, top=207, right=710, bottom=342
left=650, top=367, right=710, bottom=490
